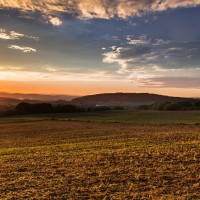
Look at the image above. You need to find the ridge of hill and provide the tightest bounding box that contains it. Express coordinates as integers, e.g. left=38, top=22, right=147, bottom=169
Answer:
left=0, top=92, right=77, bottom=101
left=71, top=93, right=196, bottom=106
left=0, top=97, right=43, bottom=104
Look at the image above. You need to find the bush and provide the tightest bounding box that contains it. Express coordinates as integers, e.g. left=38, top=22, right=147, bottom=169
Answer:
left=16, top=102, right=53, bottom=114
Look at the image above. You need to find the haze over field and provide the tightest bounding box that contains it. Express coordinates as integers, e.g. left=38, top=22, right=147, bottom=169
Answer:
left=0, top=1, right=200, bottom=96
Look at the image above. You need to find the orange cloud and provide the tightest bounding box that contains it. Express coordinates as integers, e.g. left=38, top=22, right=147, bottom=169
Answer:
left=0, top=0, right=200, bottom=20
left=49, top=16, right=62, bottom=26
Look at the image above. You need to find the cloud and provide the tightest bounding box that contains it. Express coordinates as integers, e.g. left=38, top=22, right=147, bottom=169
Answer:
left=0, top=0, right=200, bottom=20
left=49, top=17, right=62, bottom=26
left=43, top=66, right=59, bottom=72
left=102, top=35, right=200, bottom=88
left=8, top=45, right=37, bottom=53
left=0, top=67, right=120, bottom=82
left=105, top=35, right=120, bottom=41
left=103, top=36, right=200, bottom=73
left=127, top=35, right=150, bottom=45
left=0, top=66, right=24, bottom=70
left=136, top=77, right=200, bottom=88
left=0, top=29, right=24, bottom=40
left=0, top=28, right=39, bottom=40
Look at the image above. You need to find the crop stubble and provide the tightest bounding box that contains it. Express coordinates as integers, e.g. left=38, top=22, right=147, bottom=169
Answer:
left=0, top=121, right=199, bottom=199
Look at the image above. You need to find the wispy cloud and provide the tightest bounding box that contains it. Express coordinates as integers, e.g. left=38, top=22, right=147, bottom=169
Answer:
left=127, top=35, right=150, bottom=46
left=0, top=28, right=39, bottom=40
left=8, top=45, right=37, bottom=53
left=103, top=36, right=200, bottom=73
left=0, top=67, right=120, bottom=82
left=0, top=0, right=200, bottom=21
left=0, top=66, right=24, bottom=70
left=136, top=77, right=200, bottom=88
left=102, top=34, right=200, bottom=88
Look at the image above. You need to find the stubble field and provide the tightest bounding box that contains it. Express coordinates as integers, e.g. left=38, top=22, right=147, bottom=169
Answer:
left=0, top=116, right=200, bottom=199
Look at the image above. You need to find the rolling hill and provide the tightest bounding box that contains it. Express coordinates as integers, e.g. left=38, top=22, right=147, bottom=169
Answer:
left=71, top=93, right=196, bottom=106
left=0, top=92, right=77, bottom=101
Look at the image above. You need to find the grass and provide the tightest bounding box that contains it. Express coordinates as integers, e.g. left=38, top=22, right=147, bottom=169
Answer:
left=1, top=110, right=200, bottom=124
left=0, top=119, right=200, bottom=199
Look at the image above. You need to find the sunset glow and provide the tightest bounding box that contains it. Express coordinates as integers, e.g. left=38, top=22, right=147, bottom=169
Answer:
left=0, top=1, right=200, bottom=97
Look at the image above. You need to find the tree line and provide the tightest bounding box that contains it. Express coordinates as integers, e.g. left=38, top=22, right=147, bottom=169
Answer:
left=0, top=102, right=124, bottom=117
left=138, top=101, right=200, bottom=111
left=15, top=102, right=117, bottom=114
left=0, top=100, right=200, bottom=117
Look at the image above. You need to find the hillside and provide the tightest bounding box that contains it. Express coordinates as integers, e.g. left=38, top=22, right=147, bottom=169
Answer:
left=0, top=92, right=77, bottom=101
left=0, top=97, right=44, bottom=106
left=71, top=93, right=195, bottom=106
left=0, top=97, right=42, bottom=112
left=0, top=97, right=73, bottom=112
left=0, top=97, right=21, bottom=105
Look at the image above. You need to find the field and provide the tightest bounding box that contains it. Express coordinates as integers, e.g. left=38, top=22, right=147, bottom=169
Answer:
left=0, top=111, right=200, bottom=199
left=1, top=110, right=200, bottom=124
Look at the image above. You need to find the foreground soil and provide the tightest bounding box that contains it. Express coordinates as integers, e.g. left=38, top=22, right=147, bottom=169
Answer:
left=0, top=120, right=200, bottom=199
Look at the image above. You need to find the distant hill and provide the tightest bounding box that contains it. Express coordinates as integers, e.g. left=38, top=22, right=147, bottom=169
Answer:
left=0, top=93, right=76, bottom=111
left=0, top=97, right=21, bottom=106
left=0, top=97, right=43, bottom=112
left=0, top=92, right=78, bottom=101
left=0, top=97, right=43, bottom=105
left=71, top=93, right=196, bottom=106
left=0, top=96, right=73, bottom=112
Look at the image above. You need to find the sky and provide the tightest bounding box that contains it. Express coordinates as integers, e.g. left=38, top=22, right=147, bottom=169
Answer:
left=0, top=0, right=200, bottom=97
